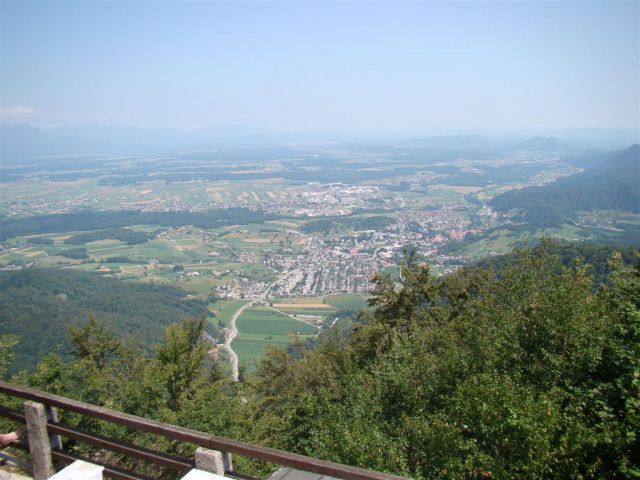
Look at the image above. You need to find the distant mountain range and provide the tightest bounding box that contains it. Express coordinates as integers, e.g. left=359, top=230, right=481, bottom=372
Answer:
left=511, top=136, right=576, bottom=153
left=0, top=123, right=273, bottom=161
left=0, top=123, right=614, bottom=162
left=489, top=144, right=640, bottom=227
left=399, top=134, right=579, bottom=154
left=396, top=134, right=510, bottom=151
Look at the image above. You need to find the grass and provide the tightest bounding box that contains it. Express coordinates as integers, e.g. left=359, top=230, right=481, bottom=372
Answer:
left=233, top=306, right=317, bottom=370
left=233, top=336, right=295, bottom=371
left=237, top=308, right=318, bottom=336
left=382, top=265, right=401, bottom=280
left=210, top=299, right=250, bottom=327
left=323, top=293, right=369, bottom=311
left=455, top=224, right=591, bottom=261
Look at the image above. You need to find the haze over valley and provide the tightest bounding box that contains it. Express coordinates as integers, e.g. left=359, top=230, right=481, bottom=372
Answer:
left=1, top=1, right=639, bottom=479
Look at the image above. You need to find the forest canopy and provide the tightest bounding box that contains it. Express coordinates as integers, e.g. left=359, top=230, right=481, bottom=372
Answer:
left=1, top=243, right=638, bottom=479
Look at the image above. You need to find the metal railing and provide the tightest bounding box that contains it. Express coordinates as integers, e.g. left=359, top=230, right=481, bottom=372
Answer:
left=0, top=382, right=408, bottom=480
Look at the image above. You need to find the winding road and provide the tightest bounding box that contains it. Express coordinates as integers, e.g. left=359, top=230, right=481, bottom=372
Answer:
left=222, top=301, right=250, bottom=382
left=222, top=281, right=278, bottom=381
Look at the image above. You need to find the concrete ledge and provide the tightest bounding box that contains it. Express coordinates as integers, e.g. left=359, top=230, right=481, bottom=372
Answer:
left=181, top=469, right=227, bottom=480
left=48, top=460, right=103, bottom=480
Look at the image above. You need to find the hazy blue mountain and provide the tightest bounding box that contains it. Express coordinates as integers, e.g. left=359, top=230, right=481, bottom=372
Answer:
left=489, top=144, right=640, bottom=227
left=397, top=134, right=510, bottom=151
left=562, top=149, right=624, bottom=169
left=0, top=123, right=276, bottom=161
left=511, top=136, right=576, bottom=153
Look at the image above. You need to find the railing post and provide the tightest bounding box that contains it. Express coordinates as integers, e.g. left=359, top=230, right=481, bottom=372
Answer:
left=195, top=447, right=232, bottom=475
left=23, top=400, right=55, bottom=480
left=45, top=405, right=63, bottom=452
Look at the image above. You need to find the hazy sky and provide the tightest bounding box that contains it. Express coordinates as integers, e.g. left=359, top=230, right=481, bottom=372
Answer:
left=1, top=1, right=638, bottom=131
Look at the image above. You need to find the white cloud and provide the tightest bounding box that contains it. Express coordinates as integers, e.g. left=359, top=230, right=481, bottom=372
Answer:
left=0, top=105, right=37, bottom=117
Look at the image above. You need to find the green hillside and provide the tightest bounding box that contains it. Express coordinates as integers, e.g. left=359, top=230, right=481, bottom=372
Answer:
left=0, top=268, right=211, bottom=372
left=5, top=244, right=636, bottom=479
left=490, top=144, right=640, bottom=227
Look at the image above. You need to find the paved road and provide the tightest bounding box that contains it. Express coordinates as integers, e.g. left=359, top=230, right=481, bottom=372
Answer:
left=223, top=301, right=251, bottom=382
left=223, top=281, right=278, bottom=381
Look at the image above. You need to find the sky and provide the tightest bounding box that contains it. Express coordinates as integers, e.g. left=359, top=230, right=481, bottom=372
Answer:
left=1, top=1, right=638, bottom=132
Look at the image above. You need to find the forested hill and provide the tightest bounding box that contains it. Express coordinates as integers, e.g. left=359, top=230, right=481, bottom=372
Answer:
left=489, top=144, right=640, bottom=226
left=0, top=268, right=210, bottom=372
left=473, top=240, right=639, bottom=284
left=0, top=208, right=279, bottom=241
left=5, top=243, right=636, bottom=479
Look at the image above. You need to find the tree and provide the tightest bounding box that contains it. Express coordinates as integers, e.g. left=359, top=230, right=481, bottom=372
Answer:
left=0, top=335, right=19, bottom=380
left=70, top=314, right=123, bottom=369
left=155, top=317, right=209, bottom=410
left=248, top=244, right=640, bottom=479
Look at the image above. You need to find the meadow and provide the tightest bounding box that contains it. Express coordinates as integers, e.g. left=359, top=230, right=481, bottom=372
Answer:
left=233, top=306, right=318, bottom=370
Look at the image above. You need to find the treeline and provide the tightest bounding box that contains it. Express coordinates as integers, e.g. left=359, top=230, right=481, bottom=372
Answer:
left=26, top=237, right=54, bottom=245
left=475, top=239, right=640, bottom=284
left=301, top=215, right=397, bottom=234
left=0, top=268, right=214, bottom=372
left=0, top=208, right=280, bottom=241
left=64, top=227, right=154, bottom=245
left=58, top=247, right=89, bottom=259
left=245, top=244, right=639, bottom=478
left=1, top=243, right=638, bottom=479
left=98, top=166, right=424, bottom=186
left=489, top=144, right=640, bottom=227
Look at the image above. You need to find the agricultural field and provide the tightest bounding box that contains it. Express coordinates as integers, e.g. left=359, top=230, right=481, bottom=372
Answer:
left=233, top=306, right=319, bottom=370
left=1, top=224, right=297, bottom=299
left=323, top=293, right=370, bottom=310
left=1, top=146, right=603, bottom=372
left=210, top=299, right=250, bottom=327
left=0, top=177, right=305, bottom=217
left=450, top=224, right=591, bottom=261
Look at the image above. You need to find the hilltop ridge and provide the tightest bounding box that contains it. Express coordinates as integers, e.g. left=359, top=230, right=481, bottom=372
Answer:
left=489, top=144, right=640, bottom=227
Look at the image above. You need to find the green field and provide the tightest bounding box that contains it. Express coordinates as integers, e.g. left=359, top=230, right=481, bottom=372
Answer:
left=323, top=293, right=370, bottom=310
left=0, top=178, right=306, bottom=217
left=233, top=307, right=318, bottom=370
left=454, top=224, right=591, bottom=261
left=211, top=299, right=250, bottom=327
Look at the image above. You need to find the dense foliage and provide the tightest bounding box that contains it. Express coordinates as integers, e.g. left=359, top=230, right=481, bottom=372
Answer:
left=57, top=247, right=89, bottom=259
left=0, top=208, right=280, bottom=241
left=26, top=237, right=54, bottom=245
left=301, top=216, right=397, bottom=234
left=247, top=244, right=639, bottom=478
left=1, top=243, right=638, bottom=479
left=64, top=227, right=154, bottom=245
left=0, top=268, right=213, bottom=372
left=490, top=144, right=640, bottom=226
left=474, top=239, right=640, bottom=284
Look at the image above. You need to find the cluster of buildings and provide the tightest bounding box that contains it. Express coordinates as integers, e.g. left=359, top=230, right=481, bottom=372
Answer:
left=206, top=204, right=497, bottom=300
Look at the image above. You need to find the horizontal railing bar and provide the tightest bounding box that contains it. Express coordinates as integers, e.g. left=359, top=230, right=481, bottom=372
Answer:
left=0, top=404, right=25, bottom=423
left=0, top=403, right=193, bottom=472
left=9, top=435, right=153, bottom=480
left=0, top=382, right=408, bottom=480
left=47, top=421, right=194, bottom=472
